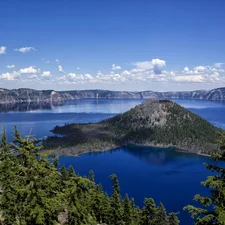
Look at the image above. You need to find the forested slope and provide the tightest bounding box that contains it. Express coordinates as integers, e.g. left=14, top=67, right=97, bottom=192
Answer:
left=45, top=100, right=221, bottom=155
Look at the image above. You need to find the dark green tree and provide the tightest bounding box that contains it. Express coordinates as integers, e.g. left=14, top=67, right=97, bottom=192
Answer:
left=1, top=128, right=63, bottom=225
left=168, top=212, right=180, bottom=225
left=140, top=198, right=158, bottom=225
left=68, top=164, right=76, bottom=177
left=123, top=194, right=132, bottom=225
left=89, top=170, right=95, bottom=182
left=109, top=174, right=123, bottom=225
left=61, top=165, right=68, bottom=180
left=0, top=126, right=18, bottom=224
left=130, top=198, right=141, bottom=224
left=156, top=202, right=168, bottom=225
left=0, top=128, right=180, bottom=225
left=184, top=132, right=225, bottom=224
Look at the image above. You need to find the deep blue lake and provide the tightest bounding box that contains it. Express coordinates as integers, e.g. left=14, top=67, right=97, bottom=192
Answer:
left=1, top=98, right=225, bottom=225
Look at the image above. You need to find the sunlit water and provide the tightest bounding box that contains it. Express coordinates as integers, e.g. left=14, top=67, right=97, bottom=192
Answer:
left=1, top=98, right=225, bottom=225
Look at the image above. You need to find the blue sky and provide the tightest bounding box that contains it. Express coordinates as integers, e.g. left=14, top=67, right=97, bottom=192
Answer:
left=0, top=0, right=225, bottom=91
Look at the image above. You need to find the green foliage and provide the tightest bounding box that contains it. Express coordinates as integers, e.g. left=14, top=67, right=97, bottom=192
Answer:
left=140, top=198, right=158, bottom=225
left=0, top=128, right=179, bottom=225
left=156, top=202, right=168, bottom=225
left=123, top=194, right=132, bottom=225
left=109, top=174, right=123, bottom=225
left=168, top=212, right=180, bottom=225
left=184, top=132, right=225, bottom=225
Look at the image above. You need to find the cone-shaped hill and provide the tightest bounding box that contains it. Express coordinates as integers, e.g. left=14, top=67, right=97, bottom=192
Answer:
left=44, top=100, right=222, bottom=155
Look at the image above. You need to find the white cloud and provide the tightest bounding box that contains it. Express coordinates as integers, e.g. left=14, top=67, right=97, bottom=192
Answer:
left=85, top=73, right=94, bottom=80
left=56, top=59, right=60, bottom=64
left=172, top=75, right=205, bottom=83
left=41, top=71, right=51, bottom=77
left=135, top=61, right=154, bottom=70
left=0, top=71, right=20, bottom=81
left=68, top=73, right=77, bottom=79
left=55, top=59, right=225, bottom=86
left=58, top=65, right=65, bottom=73
left=19, top=66, right=38, bottom=74
left=7, top=64, right=16, bottom=69
left=0, top=72, right=15, bottom=80
left=194, top=66, right=207, bottom=73
left=151, top=59, right=166, bottom=74
left=15, top=47, right=36, bottom=53
left=112, top=64, right=122, bottom=70
left=77, top=67, right=80, bottom=70
left=214, top=63, right=224, bottom=68
left=0, top=46, right=6, bottom=54
left=121, top=70, right=131, bottom=75
left=134, top=58, right=166, bottom=74
left=2, top=58, right=225, bottom=90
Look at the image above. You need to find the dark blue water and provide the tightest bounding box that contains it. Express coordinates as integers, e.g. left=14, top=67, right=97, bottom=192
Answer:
left=0, top=98, right=225, bottom=225
left=58, top=147, right=212, bottom=225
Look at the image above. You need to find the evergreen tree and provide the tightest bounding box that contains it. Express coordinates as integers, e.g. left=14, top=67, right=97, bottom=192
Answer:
left=89, top=170, right=95, bottom=182
left=140, top=198, right=158, bottom=225
left=130, top=198, right=141, bottom=225
left=156, top=202, right=168, bottom=225
left=184, top=132, right=225, bottom=225
left=68, top=164, right=76, bottom=177
left=53, top=156, right=58, bottom=168
left=123, top=194, right=132, bottom=225
left=168, top=212, right=180, bottom=225
left=0, top=126, right=18, bottom=224
left=1, top=128, right=63, bottom=225
left=0, top=128, right=180, bottom=225
left=61, top=165, right=68, bottom=180
left=109, top=174, right=123, bottom=225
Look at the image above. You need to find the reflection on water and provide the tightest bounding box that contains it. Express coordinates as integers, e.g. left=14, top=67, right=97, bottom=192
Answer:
left=0, top=101, right=63, bottom=113
left=123, top=145, right=172, bottom=165
left=0, top=99, right=145, bottom=114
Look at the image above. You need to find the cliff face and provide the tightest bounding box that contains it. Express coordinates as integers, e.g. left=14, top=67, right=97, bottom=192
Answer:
left=0, top=87, right=224, bottom=104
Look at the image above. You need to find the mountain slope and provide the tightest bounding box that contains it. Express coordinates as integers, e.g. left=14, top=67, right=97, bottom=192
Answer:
left=0, top=87, right=225, bottom=103
left=44, top=100, right=222, bottom=155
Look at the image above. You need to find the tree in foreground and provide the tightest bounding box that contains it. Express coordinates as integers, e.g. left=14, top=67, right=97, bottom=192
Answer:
left=0, top=128, right=179, bottom=225
left=184, top=132, right=225, bottom=225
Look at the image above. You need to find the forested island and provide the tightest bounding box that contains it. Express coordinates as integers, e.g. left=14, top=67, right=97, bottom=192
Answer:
left=44, top=99, right=222, bottom=156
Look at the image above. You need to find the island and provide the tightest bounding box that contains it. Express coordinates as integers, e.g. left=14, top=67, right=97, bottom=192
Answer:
left=43, top=99, right=222, bottom=156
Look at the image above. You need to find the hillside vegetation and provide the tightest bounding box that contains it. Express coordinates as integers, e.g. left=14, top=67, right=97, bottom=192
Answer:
left=44, top=100, right=222, bottom=155
left=0, top=128, right=179, bottom=225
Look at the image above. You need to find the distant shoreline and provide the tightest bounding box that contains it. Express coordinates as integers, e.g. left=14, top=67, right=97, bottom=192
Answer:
left=1, top=87, right=225, bottom=104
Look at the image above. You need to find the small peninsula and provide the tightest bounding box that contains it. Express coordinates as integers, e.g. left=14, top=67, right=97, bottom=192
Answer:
left=44, top=99, right=222, bottom=155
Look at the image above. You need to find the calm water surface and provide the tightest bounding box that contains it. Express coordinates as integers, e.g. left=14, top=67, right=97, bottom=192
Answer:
left=1, top=98, right=225, bottom=225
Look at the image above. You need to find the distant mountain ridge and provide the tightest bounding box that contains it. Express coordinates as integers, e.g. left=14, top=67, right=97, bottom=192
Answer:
left=1, top=87, right=225, bottom=103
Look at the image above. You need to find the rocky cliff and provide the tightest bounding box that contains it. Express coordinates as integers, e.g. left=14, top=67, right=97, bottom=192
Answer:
left=0, top=87, right=225, bottom=104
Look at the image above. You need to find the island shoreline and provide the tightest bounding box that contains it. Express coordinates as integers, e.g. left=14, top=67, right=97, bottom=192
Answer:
left=45, top=143, right=211, bottom=158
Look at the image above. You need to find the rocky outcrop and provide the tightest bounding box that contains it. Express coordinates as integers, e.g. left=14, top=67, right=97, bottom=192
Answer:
left=0, top=87, right=225, bottom=104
